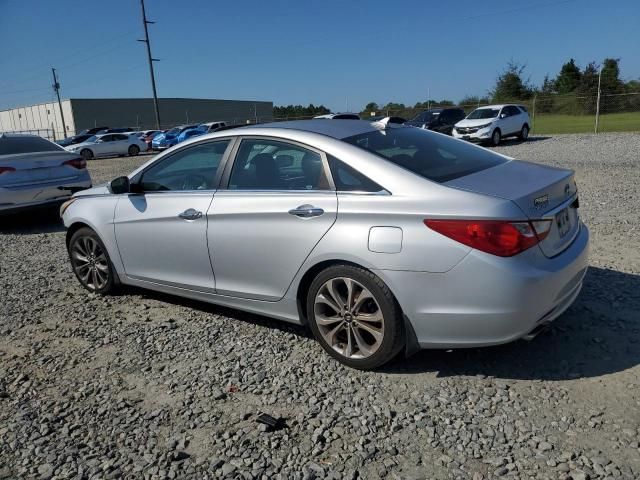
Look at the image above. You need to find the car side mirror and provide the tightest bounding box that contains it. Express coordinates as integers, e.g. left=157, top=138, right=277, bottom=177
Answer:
left=500, top=113, right=507, bottom=119
left=110, top=176, right=130, bottom=194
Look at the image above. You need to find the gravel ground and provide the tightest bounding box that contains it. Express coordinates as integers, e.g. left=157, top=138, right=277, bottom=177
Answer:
left=1, top=134, right=639, bottom=480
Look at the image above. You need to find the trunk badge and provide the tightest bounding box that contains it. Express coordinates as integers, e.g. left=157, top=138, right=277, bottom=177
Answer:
left=534, top=194, right=549, bottom=209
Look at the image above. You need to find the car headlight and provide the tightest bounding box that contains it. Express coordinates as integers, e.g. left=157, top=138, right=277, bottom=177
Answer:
left=477, top=123, right=493, bottom=130
left=59, top=198, right=77, bottom=217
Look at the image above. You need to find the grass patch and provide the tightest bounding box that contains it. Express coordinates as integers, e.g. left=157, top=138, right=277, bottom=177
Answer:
left=532, top=112, right=640, bottom=134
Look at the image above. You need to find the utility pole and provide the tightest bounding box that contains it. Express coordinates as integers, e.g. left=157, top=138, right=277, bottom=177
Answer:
left=594, top=67, right=602, bottom=134
left=138, top=0, right=161, bottom=130
left=51, top=68, right=67, bottom=138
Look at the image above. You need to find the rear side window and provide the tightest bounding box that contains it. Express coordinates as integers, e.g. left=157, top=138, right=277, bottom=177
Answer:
left=327, top=155, right=384, bottom=193
left=0, top=135, right=63, bottom=155
left=228, top=138, right=331, bottom=191
left=343, top=127, right=507, bottom=183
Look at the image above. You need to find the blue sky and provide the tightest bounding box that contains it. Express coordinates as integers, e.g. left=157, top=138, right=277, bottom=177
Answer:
left=1, top=0, right=638, bottom=112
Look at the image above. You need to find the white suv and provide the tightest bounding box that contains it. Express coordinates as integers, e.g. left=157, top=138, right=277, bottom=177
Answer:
left=453, top=104, right=530, bottom=146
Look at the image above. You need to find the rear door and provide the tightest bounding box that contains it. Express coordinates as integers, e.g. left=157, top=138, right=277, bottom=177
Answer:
left=208, top=137, right=337, bottom=300
left=113, top=139, right=232, bottom=291
left=112, top=134, right=130, bottom=154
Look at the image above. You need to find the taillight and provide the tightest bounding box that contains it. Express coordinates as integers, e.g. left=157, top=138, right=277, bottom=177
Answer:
left=424, top=219, right=552, bottom=257
left=63, top=158, right=87, bottom=169
left=0, top=167, right=16, bottom=175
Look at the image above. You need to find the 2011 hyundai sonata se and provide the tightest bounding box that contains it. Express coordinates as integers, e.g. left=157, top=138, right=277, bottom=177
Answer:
left=61, top=119, right=589, bottom=369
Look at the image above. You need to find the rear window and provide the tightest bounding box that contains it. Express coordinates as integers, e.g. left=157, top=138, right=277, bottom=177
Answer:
left=343, top=127, right=507, bottom=183
left=0, top=135, right=63, bottom=155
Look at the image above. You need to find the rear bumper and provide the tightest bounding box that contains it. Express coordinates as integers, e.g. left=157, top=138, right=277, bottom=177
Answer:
left=0, top=176, right=92, bottom=214
left=379, top=223, right=590, bottom=348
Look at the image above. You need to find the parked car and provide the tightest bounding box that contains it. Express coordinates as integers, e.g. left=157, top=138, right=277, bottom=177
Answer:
left=76, top=127, right=109, bottom=136
left=56, top=134, right=93, bottom=147
left=405, top=108, right=466, bottom=135
left=199, top=121, right=227, bottom=133
left=142, top=131, right=163, bottom=151
left=313, top=113, right=361, bottom=120
left=368, top=116, right=407, bottom=124
left=62, top=120, right=588, bottom=369
left=103, top=127, right=134, bottom=134
left=152, top=125, right=198, bottom=150
left=176, top=127, right=206, bottom=144
left=65, top=133, right=147, bottom=160
left=453, top=104, right=530, bottom=146
left=0, top=133, right=91, bottom=214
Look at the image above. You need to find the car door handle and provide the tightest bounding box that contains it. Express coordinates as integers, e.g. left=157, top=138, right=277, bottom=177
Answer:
left=288, top=204, right=324, bottom=218
left=178, top=208, right=202, bottom=220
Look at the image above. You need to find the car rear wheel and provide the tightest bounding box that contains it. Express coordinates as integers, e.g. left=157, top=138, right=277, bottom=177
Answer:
left=519, top=124, right=529, bottom=141
left=80, top=149, right=93, bottom=160
left=307, top=265, right=404, bottom=369
left=68, top=227, right=116, bottom=295
left=128, top=145, right=140, bottom=156
left=491, top=129, right=501, bottom=146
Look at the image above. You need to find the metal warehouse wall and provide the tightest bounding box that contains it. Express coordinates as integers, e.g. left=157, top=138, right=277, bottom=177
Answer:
left=0, top=100, right=74, bottom=140
left=70, top=98, right=273, bottom=132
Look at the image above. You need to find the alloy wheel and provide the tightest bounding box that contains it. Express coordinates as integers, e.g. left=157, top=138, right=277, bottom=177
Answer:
left=70, top=235, right=109, bottom=291
left=314, top=277, right=385, bottom=359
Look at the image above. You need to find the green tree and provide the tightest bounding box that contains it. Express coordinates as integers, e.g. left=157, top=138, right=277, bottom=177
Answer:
left=490, top=61, right=533, bottom=102
left=459, top=95, right=490, bottom=106
left=600, top=58, right=624, bottom=94
left=554, top=58, right=582, bottom=94
left=576, top=62, right=599, bottom=96
left=363, top=102, right=379, bottom=113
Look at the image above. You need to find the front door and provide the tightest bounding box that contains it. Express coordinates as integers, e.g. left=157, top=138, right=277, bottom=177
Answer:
left=208, top=137, right=337, bottom=301
left=113, top=139, right=231, bottom=292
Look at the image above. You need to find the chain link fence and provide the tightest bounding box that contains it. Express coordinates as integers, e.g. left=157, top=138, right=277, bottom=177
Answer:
left=359, top=92, right=640, bottom=135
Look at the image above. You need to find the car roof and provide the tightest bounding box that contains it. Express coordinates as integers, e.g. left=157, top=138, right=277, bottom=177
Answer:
left=475, top=104, right=519, bottom=109
left=245, top=119, right=381, bottom=140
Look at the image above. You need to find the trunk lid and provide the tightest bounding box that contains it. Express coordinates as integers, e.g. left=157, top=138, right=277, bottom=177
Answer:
left=445, top=159, right=580, bottom=258
left=0, top=151, right=85, bottom=186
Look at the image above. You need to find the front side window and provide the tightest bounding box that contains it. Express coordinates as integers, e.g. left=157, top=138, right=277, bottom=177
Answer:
left=343, top=127, right=507, bottom=183
left=228, top=138, right=330, bottom=191
left=140, top=140, right=230, bottom=192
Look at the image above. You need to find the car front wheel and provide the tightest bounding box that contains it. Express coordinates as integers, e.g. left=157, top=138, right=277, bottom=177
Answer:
left=128, top=145, right=140, bottom=156
left=307, top=265, right=404, bottom=369
left=80, top=149, right=93, bottom=160
left=490, top=129, right=501, bottom=146
left=68, top=227, right=116, bottom=294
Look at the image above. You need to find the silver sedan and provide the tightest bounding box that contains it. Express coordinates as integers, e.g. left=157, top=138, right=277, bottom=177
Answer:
left=1, top=133, right=91, bottom=214
left=61, top=120, right=589, bottom=369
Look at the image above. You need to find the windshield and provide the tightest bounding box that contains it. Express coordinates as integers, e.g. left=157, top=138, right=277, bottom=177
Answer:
left=166, top=128, right=180, bottom=135
left=85, top=135, right=98, bottom=143
left=467, top=108, right=500, bottom=119
left=343, top=127, right=507, bottom=183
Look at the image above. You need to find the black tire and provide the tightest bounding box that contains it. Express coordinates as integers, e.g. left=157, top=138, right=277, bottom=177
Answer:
left=519, top=124, right=529, bottom=141
left=128, top=144, right=140, bottom=156
left=80, top=149, right=93, bottom=160
left=490, top=129, right=501, bottom=146
left=68, top=227, right=117, bottom=295
left=306, top=264, right=404, bottom=370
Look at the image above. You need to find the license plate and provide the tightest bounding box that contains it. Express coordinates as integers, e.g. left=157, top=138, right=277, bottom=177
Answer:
left=555, top=207, right=571, bottom=238
left=462, top=135, right=470, bottom=140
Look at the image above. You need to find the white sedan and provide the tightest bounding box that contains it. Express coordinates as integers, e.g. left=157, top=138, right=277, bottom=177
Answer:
left=65, top=133, right=147, bottom=160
